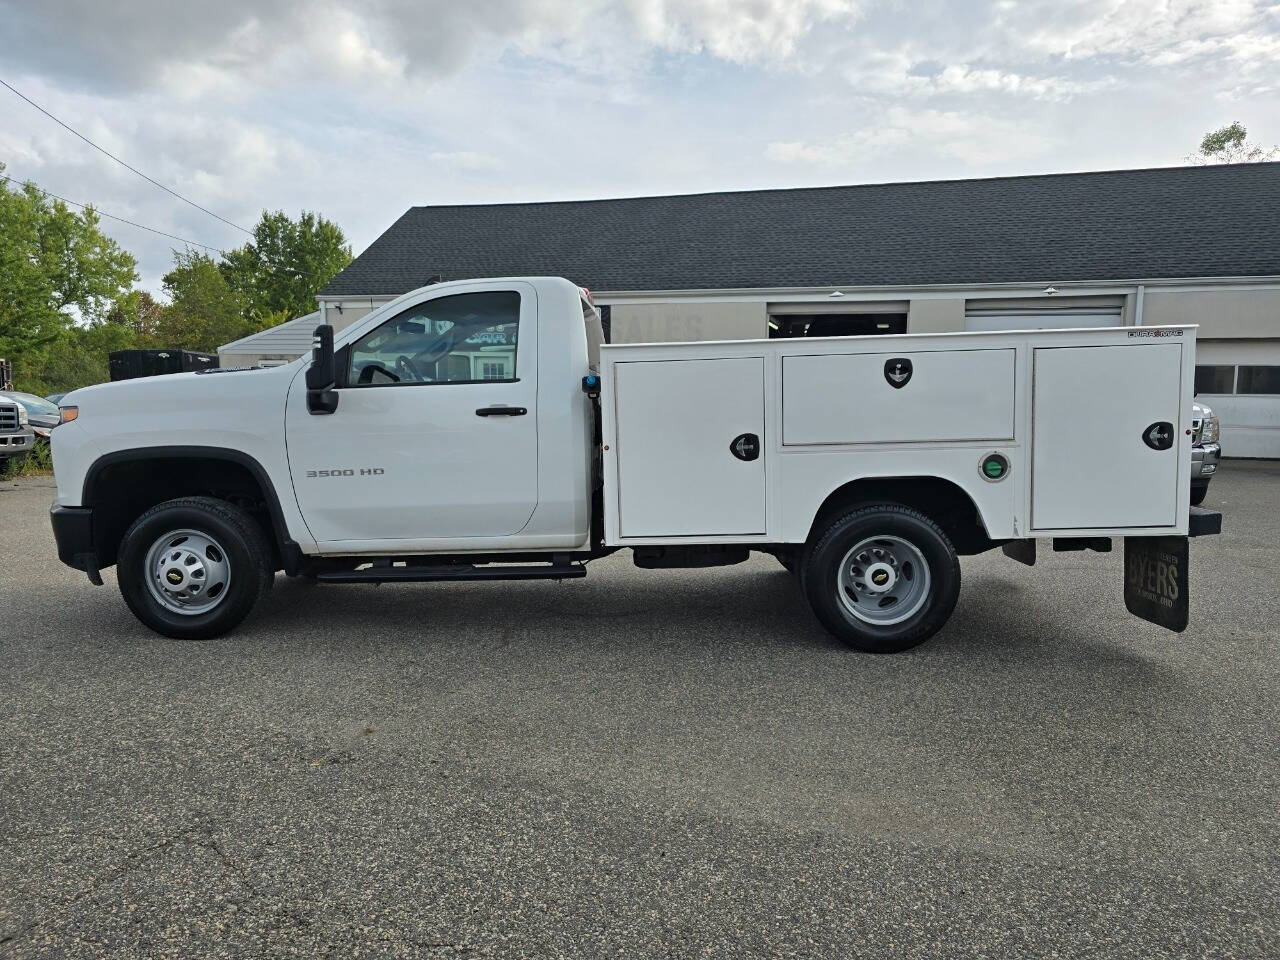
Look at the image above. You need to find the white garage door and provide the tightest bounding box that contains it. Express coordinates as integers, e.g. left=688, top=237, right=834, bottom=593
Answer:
left=965, top=297, right=1125, bottom=332
left=1194, top=362, right=1280, bottom=459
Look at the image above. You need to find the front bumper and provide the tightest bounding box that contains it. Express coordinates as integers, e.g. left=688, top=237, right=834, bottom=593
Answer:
left=0, top=429, right=35, bottom=456
left=50, top=505, right=103, bottom=584
left=1191, top=443, right=1220, bottom=483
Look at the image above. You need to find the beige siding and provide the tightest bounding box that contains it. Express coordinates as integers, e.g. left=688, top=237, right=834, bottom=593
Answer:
left=218, top=353, right=296, bottom=368
left=907, top=298, right=965, bottom=333
left=1143, top=289, right=1280, bottom=338
left=324, top=302, right=383, bottom=332
left=608, top=302, right=767, bottom=343
left=1195, top=338, right=1280, bottom=364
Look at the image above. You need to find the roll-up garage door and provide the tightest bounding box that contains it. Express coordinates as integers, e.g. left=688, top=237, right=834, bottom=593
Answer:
left=965, top=296, right=1124, bottom=332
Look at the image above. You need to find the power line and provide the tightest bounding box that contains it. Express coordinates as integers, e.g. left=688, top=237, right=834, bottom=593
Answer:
left=0, top=77, right=253, bottom=235
left=1, top=174, right=225, bottom=254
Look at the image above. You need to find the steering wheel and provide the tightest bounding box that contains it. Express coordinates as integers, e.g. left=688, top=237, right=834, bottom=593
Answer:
left=395, top=354, right=426, bottom=382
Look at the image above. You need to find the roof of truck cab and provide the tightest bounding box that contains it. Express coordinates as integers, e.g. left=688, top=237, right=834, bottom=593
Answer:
left=319, top=162, right=1280, bottom=297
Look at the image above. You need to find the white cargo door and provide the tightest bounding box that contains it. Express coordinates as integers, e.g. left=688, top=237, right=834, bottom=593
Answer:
left=614, top=357, right=765, bottom=538
left=782, top=349, right=1015, bottom=445
left=1032, top=343, right=1182, bottom=530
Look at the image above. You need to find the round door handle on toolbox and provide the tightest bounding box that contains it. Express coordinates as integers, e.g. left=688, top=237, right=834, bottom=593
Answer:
left=1142, top=421, right=1174, bottom=450
left=730, top=433, right=760, bottom=461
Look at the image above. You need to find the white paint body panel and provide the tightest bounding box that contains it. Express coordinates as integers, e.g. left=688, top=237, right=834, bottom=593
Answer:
left=614, top=358, right=765, bottom=537
left=600, top=326, right=1195, bottom=547
left=782, top=349, right=1015, bottom=445
left=285, top=281, right=541, bottom=543
left=1032, top=343, right=1182, bottom=530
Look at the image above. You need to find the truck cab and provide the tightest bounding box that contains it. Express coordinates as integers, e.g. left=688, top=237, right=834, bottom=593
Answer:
left=50, top=277, right=1220, bottom=652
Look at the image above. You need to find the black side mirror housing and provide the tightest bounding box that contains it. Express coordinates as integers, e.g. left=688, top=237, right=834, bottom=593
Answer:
left=306, top=324, right=340, bottom=415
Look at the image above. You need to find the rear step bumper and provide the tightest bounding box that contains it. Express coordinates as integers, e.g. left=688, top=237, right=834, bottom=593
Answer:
left=1188, top=506, right=1222, bottom=537
left=314, top=563, right=586, bottom=584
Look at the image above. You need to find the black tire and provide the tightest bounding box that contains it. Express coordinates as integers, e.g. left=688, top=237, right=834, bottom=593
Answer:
left=801, top=504, right=961, bottom=653
left=1190, top=483, right=1209, bottom=506
left=117, top=496, right=273, bottom=640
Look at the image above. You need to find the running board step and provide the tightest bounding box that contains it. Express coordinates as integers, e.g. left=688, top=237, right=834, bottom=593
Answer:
left=314, top=563, right=586, bottom=584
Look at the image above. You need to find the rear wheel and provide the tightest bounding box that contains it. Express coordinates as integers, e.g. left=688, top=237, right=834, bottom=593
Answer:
left=117, top=497, right=273, bottom=640
left=802, top=504, right=960, bottom=653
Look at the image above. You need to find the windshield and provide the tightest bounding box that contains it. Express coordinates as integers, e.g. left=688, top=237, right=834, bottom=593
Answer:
left=5, top=393, right=59, bottom=417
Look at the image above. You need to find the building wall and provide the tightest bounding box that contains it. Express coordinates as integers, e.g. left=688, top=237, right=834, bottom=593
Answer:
left=907, top=297, right=965, bottom=333
left=321, top=301, right=386, bottom=333
left=609, top=301, right=768, bottom=343
left=1143, top=288, right=1280, bottom=337
left=217, top=353, right=296, bottom=368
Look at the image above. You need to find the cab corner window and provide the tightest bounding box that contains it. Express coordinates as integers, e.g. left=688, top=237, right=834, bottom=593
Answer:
left=349, top=290, right=520, bottom=386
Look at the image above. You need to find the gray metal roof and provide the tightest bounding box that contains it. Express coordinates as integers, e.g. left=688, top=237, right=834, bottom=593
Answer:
left=218, top=311, right=320, bottom=357
left=320, top=163, right=1280, bottom=298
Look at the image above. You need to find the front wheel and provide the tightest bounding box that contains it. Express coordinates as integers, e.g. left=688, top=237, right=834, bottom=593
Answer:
left=802, top=504, right=961, bottom=653
left=1190, top=482, right=1209, bottom=506
left=117, top=497, right=273, bottom=640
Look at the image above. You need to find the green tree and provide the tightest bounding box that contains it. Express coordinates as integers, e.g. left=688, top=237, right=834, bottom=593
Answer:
left=0, top=164, right=137, bottom=379
left=22, top=319, right=139, bottom=394
left=1188, top=122, right=1279, bottom=164
left=159, top=250, right=258, bottom=352
left=221, top=210, right=352, bottom=323
left=106, top=290, right=168, bottom=347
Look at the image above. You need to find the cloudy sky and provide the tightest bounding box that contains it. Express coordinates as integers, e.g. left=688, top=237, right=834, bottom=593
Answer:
left=2, top=0, right=1278, bottom=292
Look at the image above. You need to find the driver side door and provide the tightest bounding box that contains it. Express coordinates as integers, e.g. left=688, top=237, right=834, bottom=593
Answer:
left=286, top=282, right=539, bottom=547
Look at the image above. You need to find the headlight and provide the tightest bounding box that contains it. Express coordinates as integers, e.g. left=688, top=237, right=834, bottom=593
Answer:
left=17, top=405, right=28, bottom=426
left=1202, top=416, right=1219, bottom=444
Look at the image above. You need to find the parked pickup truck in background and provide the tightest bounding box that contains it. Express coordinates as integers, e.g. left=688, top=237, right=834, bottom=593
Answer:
left=1190, top=400, right=1220, bottom=505
left=49, top=277, right=1221, bottom=653
left=0, top=395, right=34, bottom=474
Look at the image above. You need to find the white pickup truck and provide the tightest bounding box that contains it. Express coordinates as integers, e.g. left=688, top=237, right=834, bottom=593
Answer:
left=50, top=277, right=1220, bottom=652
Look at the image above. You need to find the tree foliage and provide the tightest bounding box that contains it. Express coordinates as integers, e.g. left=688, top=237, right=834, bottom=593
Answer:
left=1188, top=122, right=1279, bottom=164
left=0, top=163, right=138, bottom=382
left=0, top=176, right=352, bottom=395
left=221, top=210, right=352, bottom=323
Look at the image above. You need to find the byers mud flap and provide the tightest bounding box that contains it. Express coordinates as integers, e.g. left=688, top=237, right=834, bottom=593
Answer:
left=1124, top=507, right=1222, bottom=633
left=1124, top=536, right=1189, bottom=632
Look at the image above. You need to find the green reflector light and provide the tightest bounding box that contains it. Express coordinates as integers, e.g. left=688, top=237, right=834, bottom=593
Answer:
left=982, top=454, right=1009, bottom=480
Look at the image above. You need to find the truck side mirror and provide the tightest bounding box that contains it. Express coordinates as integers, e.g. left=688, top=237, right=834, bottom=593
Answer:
left=306, top=324, right=340, bottom=415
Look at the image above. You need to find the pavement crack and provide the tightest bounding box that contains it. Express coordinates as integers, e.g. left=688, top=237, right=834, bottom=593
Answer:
left=0, top=825, right=202, bottom=949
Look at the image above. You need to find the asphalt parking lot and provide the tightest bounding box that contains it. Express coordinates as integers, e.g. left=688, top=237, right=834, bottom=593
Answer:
left=1, top=463, right=1277, bottom=959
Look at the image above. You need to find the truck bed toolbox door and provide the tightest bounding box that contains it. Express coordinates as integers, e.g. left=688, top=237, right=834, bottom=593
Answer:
left=613, top=357, right=765, bottom=538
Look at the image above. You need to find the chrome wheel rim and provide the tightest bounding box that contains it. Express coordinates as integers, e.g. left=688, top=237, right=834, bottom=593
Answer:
left=143, top=529, right=232, bottom=616
left=837, top=535, right=931, bottom=626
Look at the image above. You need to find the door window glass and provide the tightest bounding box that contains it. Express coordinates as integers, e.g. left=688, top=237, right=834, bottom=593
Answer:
left=349, top=291, right=520, bottom=385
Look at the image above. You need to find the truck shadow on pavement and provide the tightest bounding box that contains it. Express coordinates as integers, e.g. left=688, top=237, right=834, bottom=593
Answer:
left=240, top=559, right=1172, bottom=683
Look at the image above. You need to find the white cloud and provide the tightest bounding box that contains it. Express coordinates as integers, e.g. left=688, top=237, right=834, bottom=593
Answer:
left=1, top=0, right=1277, bottom=297
left=428, top=151, right=503, bottom=172
left=767, top=106, right=1056, bottom=169
left=624, top=0, right=863, bottom=62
